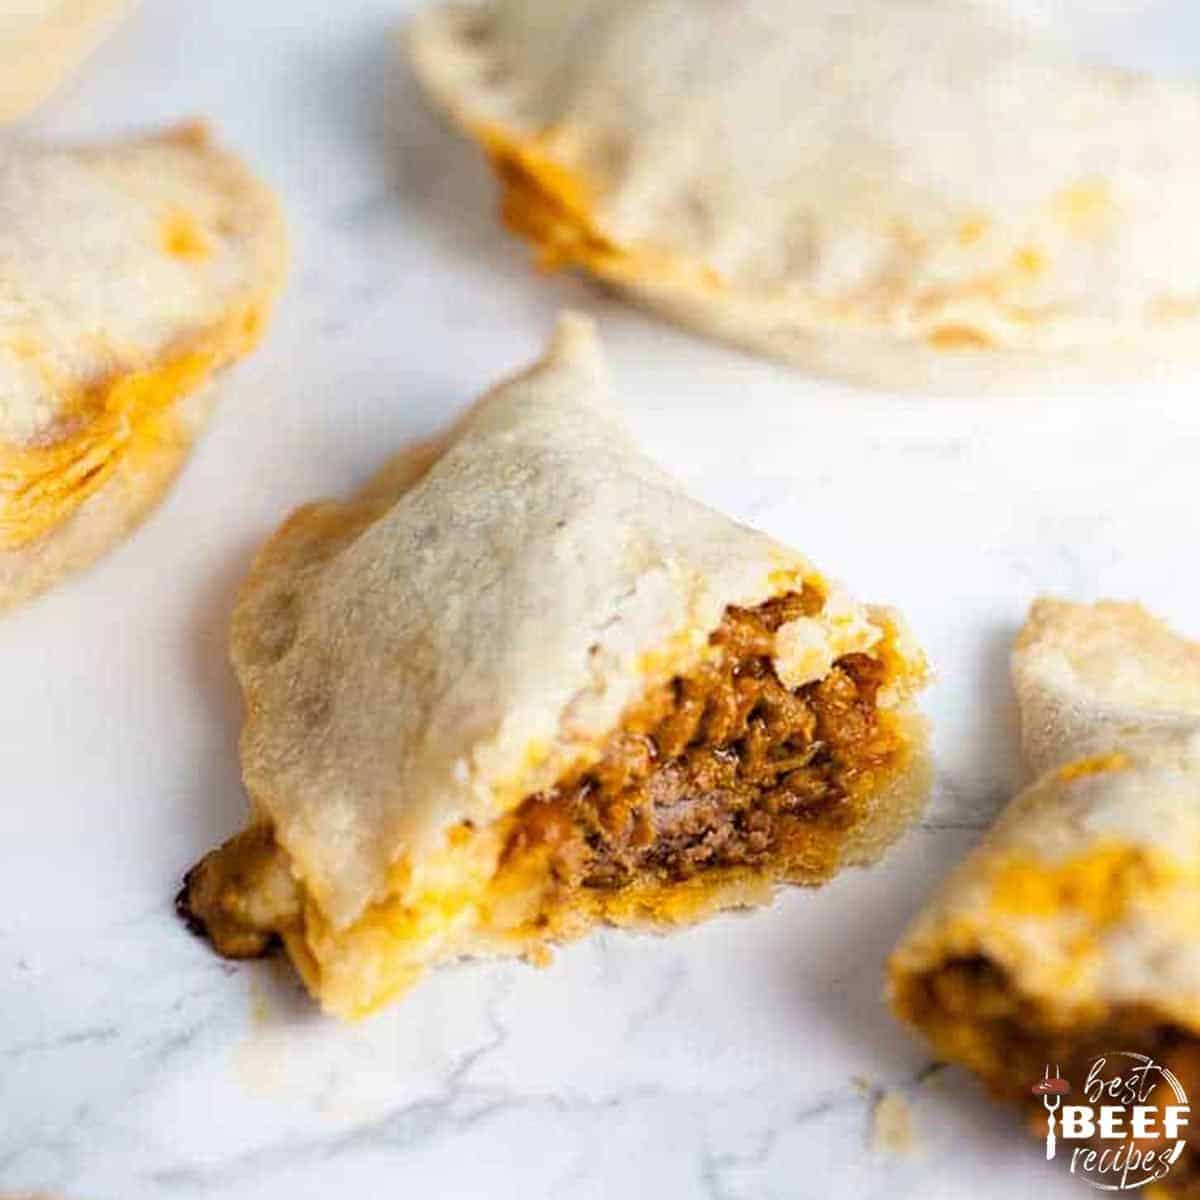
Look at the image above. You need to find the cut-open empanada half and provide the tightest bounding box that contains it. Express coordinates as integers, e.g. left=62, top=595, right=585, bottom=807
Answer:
left=0, top=122, right=286, bottom=612
left=890, top=599, right=1200, bottom=1192
left=179, top=315, right=930, bottom=1018
left=0, top=1, right=133, bottom=123
left=408, top=0, right=1200, bottom=390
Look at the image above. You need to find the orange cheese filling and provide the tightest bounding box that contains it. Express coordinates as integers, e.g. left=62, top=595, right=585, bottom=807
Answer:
left=160, top=211, right=212, bottom=262
left=0, top=352, right=213, bottom=549
left=1, top=303, right=265, bottom=551
left=477, top=124, right=722, bottom=292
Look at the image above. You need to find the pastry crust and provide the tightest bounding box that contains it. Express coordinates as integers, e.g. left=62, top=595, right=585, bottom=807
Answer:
left=0, top=122, right=287, bottom=612
left=889, top=599, right=1200, bottom=1191
left=1014, top=598, right=1200, bottom=778
left=407, top=0, right=1200, bottom=391
left=181, top=314, right=930, bottom=1017
left=0, top=0, right=133, bottom=123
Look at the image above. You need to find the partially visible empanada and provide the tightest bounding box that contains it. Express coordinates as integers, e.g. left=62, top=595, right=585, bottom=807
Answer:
left=0, top=122, right=287, bottom=612
left=408, top=0, right=1200, bottom=390
left=180, top=314, right=931, bottom=1018
left=890, top=599, right=1200, bottom=1191
left=1013, top=598, right=1200, bottom=778
left=0, top=1, right=133, bottom=123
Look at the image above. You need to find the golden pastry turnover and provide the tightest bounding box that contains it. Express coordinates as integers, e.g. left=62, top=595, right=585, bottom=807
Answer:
left=0, top=123, right=286, bottom=612
left=890, top=599, right=1200, bottom=1195
left=179, top=315, right=930, bottom=1018
left=408, top=0, right=1200, bottom=390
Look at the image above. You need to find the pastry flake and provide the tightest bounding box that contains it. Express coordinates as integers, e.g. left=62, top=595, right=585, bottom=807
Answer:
left=0, top=122, right=287, bottom=612
left=179, top=314, right=931, bottom=1018
left=407, top=0, right=1200, bottom=389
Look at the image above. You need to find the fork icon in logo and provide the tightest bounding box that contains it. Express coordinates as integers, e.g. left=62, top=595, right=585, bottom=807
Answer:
left=1032, top=1065, right=1072, bottom=1159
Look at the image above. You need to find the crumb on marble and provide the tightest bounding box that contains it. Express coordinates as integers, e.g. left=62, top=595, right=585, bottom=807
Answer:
left=248, top=974, right=271, bottom=1028
left=525, top=944, right=554, bottom=968
left=872, top=1090, right=919, bottom=1158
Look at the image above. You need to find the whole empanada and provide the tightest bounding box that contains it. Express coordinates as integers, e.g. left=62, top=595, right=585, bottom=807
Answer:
left=408, top=0, right=1200, bottom=390
left=890, top=599, right=1200, bottom=1190
left=0, top=123, right=286, bottom=612
left=180, top=314, right=931, bottom=1018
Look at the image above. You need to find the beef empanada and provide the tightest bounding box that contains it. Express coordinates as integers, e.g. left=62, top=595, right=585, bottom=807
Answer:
left=0, top=123, right=286, bottom=612
left=408, top=0, right=1200, bottom=390
left=180, top=315, right=930, bottom=1018
left=890, top=599, right=1200, bottom=1190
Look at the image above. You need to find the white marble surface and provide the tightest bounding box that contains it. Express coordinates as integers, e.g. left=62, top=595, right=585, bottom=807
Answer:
left=3, top=2, right=1200, bottom=1196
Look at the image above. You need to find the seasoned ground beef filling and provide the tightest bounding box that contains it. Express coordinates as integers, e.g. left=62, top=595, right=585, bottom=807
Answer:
left=896, top=958, right=1200, bottom=1193
left=180, top=590, right=902, bottom=958
left=503, top=589, right=899, bottom=890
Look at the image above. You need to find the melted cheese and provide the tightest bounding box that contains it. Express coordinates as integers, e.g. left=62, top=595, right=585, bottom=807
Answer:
left=1057, top=753, right=1130, bottom=782
left=160, top=211, right=212, bottom=262
left=0, top=302, right=265, bottom=550
left=989, top=842, right=1177, bottom=929
left=477, top=123, right=722, bottom=292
